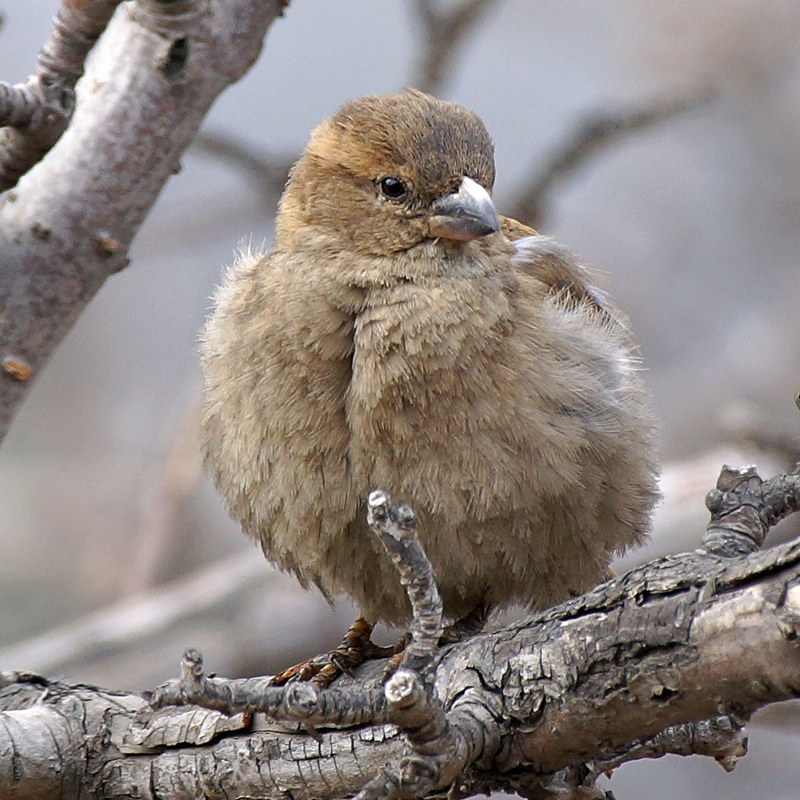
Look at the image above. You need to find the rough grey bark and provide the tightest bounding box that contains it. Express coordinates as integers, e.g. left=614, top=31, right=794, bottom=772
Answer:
left=0, top=0, right=285, bottom=440
left=0, top=469, right=798, bottom=799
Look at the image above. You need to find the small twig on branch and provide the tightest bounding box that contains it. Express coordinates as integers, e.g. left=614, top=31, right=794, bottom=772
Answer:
left=595, top=715, right=748, bottom=774
left=409, top=0, right=497, bottom=95
left=0, top=0, right=124, bottom=189
left=191, top=130, right=296, bottom=207
left=703, top=463, right=800, bottom=557
left=366, top=490, right=443, bottom=674
left=507, top=90, right=714, bottom=230
left=149, top=648, right=388, bottom=729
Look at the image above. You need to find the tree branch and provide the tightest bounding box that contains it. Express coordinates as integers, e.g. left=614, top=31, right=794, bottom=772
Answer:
left=0, top=466, right=799, bottom=798
left=506, top=90, right=713, bottom=230
left=408, top=0, right=497, bottom=95
left=0, top=0, right=125, bottom=190
left=0, top=0, right=285, bottom=442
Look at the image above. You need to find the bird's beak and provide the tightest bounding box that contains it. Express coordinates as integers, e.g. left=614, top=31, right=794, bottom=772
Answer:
left=428, top=176, right=500, bottom=241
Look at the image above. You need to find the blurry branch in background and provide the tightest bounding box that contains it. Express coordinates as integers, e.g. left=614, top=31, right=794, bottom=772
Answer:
left=191, top=131, right=295, bottom=209
left=121, top=394, right=205, bottom=597
left=0, top=549, right=265, bottom=682
left=0, top=0, right=123, bottom=190
left=507, top=89, right=715, bottom=230
left=192, top=1, right=713, bottom=238
left=188, top=0, right=502, bottom=204
left=408, top=0, right=497, bottom=94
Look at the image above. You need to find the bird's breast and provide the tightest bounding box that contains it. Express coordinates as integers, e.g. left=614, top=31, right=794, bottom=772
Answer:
left=342, top=277, right=535, bottom=522
left=347, top=278, right=510, bottom=413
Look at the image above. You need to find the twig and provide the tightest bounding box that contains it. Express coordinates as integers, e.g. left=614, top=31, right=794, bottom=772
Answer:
left=149, top=648, right=388, bottom=728
left=703, top=463, right=800, bottom=556
left=506, top=90, right=713, bottom=229
left=0, top=0, right=124, bottom=189
left=366, top=490, right=443, bottom=674
left=408, top=0, right=497, bottom=95
left=595, top=715, right=748, bottom=774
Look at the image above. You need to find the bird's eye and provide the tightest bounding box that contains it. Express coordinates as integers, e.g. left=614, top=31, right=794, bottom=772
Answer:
left=378, top=176, right=407, bottom=200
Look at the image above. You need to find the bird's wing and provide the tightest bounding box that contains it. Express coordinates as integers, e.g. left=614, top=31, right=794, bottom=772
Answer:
left=500, top=214, right=609, bottom=315
left=200, top=246, right=362, bottom=594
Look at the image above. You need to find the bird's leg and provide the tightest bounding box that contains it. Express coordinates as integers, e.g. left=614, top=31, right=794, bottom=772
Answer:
left=270, top=617, right=396, bottom=689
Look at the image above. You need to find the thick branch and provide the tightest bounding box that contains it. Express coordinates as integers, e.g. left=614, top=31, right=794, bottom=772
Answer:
left=0, top=519, right=798, bottom=798
left=0, top=0, right=284, bottom=442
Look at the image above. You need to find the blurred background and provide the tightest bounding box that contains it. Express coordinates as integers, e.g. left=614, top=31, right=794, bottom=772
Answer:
left=1, top=1, right=800, bottom=797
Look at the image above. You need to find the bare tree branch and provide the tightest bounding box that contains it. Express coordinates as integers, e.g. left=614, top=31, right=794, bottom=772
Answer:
left=506, top=90, right=713, bottom=230
left=0, top=0, right=126, bottom=190
left=408, top=0, right=498, bottom=95
left=1, top=466, right=799, bottom=798
left=1, top=518, right=799, bottom=797
left=0, top=0, right=285, bottom=443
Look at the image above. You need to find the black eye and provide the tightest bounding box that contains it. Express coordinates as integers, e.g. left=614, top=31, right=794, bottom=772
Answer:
left=379, top=176, right=407, bottom=200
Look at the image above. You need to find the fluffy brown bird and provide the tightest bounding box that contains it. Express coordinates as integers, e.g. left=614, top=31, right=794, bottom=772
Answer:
left=201, top=90, right=659, bottom=645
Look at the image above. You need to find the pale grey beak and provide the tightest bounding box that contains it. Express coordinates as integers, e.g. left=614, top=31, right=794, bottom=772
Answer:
left=429, top=176, right=500, bottom=241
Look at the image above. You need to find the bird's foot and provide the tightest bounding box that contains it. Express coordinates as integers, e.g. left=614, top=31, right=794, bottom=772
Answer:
left=381, top=606, right=488, bottom=682
left=440, top=604, right=488, bottom=644
left=271, top=617, right=397, bottom=689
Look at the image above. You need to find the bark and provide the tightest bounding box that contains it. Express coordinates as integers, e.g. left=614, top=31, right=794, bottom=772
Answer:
left=0, top=473, right=798, bottom=799
left=0, top=0, right=285, bottom=441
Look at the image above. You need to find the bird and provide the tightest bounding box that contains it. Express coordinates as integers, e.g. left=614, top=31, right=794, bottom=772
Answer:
left=200, top=89, right=659, bottom=680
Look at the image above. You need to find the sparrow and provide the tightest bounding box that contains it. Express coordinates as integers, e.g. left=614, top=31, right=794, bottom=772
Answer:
left=200, top=89, right=659, bottom=664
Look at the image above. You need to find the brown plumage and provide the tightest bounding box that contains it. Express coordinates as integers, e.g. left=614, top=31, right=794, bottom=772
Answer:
left=200, top=89, right=659, bottom=626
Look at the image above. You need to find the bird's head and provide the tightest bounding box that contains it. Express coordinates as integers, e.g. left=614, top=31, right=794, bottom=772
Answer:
left=275, top=89, right=500, bottom=259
